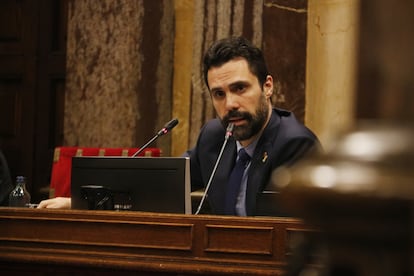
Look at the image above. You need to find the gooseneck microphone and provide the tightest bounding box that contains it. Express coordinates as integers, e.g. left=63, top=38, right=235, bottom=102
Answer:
left=195, top=123, right=234, bottom=215
left=156, top=118, right=179, bottom=136
left=131, top=118, right=179, bottom=157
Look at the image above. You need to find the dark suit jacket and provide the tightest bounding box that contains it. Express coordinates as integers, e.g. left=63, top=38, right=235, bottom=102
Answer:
left=188, top=108, right=320, bottom=216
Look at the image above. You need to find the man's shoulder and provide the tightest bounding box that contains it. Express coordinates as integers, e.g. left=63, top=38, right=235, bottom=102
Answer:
left=271, top=108, right=318, bottom=140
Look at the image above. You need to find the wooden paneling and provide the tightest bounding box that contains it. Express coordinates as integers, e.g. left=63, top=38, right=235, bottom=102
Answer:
left=0, top=208, right=311, bottom=275
left=34, top=0, right=68, bottom=200
left=204, top=224, right=274, bottom=255
left=0, top=78, right=21, bottom=137
left=0, top=0, right=24, bottom=52
left=0, top=0, right=67, bottom=203
left=0, top=0, right=37, bottom=191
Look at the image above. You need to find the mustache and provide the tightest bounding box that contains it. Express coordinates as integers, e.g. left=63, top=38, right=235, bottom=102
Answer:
left=222, top=110, right=252, bottom=126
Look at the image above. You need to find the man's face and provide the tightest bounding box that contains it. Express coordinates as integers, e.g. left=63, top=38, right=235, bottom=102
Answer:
left=207, top=58, right=273, bottom=145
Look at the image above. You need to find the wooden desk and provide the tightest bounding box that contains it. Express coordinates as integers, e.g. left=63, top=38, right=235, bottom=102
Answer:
left=0, top=208, right=310, bottom=275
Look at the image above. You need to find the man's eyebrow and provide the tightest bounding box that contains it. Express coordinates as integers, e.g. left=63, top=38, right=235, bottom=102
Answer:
left=210, top=87, right=222, bottom=93
left=209, top=80, right=250, bottom=93
left=229, top=80, right=250, bottom=88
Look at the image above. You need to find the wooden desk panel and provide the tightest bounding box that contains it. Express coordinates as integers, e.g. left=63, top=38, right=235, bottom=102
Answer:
left=0, top=208, right=309, bottom=275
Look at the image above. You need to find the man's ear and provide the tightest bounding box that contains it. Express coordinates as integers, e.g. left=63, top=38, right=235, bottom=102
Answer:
left=264, top=75, right=274, bottom=99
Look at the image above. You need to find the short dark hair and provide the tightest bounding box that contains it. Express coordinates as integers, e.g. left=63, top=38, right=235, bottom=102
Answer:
left=203, top=36, right=269, bottom=89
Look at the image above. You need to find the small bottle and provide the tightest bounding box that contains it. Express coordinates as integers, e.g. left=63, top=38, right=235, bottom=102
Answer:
left=9, top=176, right=31, bottom=207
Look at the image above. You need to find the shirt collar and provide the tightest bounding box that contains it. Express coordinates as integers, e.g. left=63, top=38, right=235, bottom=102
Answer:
left=236, top=136, right=260, bottom=158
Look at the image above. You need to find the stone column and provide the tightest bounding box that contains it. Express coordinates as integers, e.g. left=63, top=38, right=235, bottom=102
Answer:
left=306, top=0, right=359, bottom=146
left=64, top=0, right=174, bottom=154
left=64, top=0, right=144, bottom=147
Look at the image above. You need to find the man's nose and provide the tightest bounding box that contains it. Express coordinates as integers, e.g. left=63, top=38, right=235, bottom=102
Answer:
left=225, top=93, right=240, bottom=110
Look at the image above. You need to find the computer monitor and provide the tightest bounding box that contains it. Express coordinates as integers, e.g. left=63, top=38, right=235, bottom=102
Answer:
left=71, top=156, right=191, bottom=214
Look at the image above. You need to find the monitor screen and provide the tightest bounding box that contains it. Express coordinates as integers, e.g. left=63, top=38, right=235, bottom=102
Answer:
left=71, top=156, right=191, bottom=214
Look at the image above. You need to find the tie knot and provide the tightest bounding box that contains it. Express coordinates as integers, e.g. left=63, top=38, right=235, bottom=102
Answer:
left=238, top=148, right=250, bottom=164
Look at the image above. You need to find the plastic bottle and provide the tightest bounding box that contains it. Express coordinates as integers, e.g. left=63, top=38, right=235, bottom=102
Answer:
left=9, top=176, right=31, bottom=207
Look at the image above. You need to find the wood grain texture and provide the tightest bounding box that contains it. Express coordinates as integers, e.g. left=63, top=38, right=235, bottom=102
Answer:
left=0, top=208, right=311, bottom=275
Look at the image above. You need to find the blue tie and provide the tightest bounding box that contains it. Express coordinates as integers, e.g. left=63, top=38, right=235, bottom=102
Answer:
left=224, top=148, right=251, bottom=215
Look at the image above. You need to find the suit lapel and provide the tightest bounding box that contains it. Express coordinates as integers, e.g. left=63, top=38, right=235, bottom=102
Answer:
left=245, top=110, right=281, bottom=215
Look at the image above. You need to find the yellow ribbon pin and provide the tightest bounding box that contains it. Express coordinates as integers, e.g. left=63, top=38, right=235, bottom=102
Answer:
left=262, top=152, right=268, bottom=163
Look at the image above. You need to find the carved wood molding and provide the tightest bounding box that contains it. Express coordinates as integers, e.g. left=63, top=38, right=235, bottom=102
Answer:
left=0, top=208, right=309, bottom=275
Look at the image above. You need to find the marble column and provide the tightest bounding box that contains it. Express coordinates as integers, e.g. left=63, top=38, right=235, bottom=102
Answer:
left=64, top=0, right=174, bottom=154
left=306, top=0, right=359, bottom=146
left=64, top=0, right=143, bottom=148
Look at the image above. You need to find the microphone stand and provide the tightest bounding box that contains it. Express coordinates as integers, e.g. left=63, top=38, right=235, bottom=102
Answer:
left=131, top=135, right=159, bottom=157
left=131, top=118, right=179, bottom=158
left=195, top=123, right=234, bottom=215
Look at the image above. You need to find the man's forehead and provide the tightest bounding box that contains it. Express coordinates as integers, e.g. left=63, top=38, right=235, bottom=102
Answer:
left=208, top=58, right=249, bottom=72
left=207, top=59, right=254, bottom=88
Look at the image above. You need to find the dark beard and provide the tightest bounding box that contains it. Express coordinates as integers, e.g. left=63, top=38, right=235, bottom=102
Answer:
left=221, top=95, right=269, bottom=141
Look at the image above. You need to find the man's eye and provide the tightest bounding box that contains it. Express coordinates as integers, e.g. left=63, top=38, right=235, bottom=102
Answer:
left=213, top=91, right=225, bottom=98
left=235, top=85, right=246, bottom=92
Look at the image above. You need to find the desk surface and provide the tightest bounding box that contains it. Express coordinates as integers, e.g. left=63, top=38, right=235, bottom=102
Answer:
left=0, top=208, right=310, bottom=275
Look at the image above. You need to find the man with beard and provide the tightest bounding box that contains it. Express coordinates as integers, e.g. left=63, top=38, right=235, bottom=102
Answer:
left=38, top=36, right=319, bottom=212
left=187, top=36, right=320, bottom=216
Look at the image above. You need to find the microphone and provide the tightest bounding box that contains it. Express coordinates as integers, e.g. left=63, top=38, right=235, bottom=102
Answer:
left=157, top=118, right=179, bottom=136
left=131, top=118, right=179, bottom=157
left=195, top=122, right=234, bottom=215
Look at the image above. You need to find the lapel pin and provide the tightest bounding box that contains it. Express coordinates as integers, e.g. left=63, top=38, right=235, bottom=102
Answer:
left=262, top=152, right=268, bottom=163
